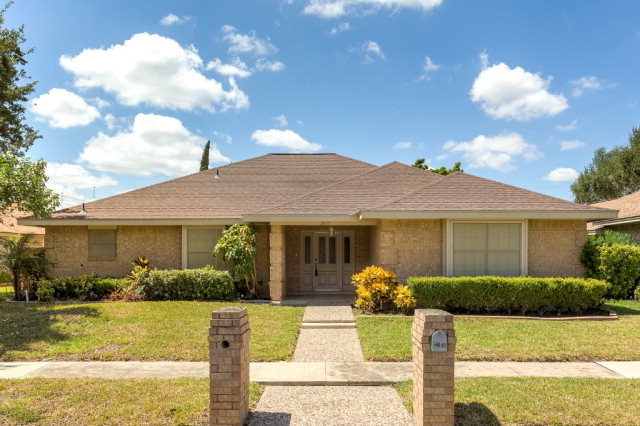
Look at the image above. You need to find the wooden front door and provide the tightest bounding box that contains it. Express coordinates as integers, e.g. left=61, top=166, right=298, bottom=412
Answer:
left=300, top=231, right=355, bottom=292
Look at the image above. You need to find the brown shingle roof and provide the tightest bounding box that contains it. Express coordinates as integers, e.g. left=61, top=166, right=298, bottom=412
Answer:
left=44, top=154, right=376, bottom=220
left=588, top=191, right=640, bottom=230
left=20, top=154, right=616, bottom=224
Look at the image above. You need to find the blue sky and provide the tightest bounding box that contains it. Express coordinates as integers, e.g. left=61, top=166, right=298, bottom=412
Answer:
left=7, top=0, right=640, bottom=206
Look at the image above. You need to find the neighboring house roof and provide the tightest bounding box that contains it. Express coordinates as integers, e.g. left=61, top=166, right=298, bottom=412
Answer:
left=588, top=191, right=640, bottom=231
left=19, top=153, right=617, bottom=226
left=0, top=209, right=45, bottom=235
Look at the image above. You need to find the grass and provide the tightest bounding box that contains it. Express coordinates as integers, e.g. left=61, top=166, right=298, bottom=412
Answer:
left=394, top=377, right=640, bottom=425
left=0, top=301, right=304, bottom=361
left=0, top=378, right=263, bottom=425
left=357, top=300, right=640, bottom=361
left=0, top=284, right=13, bottom=299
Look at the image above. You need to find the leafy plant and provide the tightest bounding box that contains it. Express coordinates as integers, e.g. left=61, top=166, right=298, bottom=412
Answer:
left=596, top=244, right=640, bottom=299
left=580, top=230, right=637, bottom=277
left=408, top=276, right=610, bottom=314
left=138, top=268, right=235, bottom=301
left=126, top=256, right=155, bottom=281
left=411, top=158, right=463, bottom=175
left=213, top=224, right=258, bottom=297
left=352, top=266, right=415, bottom=313
left=35, top=275, right=126, bottom=302
left=0, top=233, right=46, bottom=300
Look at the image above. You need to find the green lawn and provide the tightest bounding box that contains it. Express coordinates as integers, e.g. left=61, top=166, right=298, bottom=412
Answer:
left=0, top=378, right=263, bottom=425
left=0, top=301, right=304, bottom=361
left=394, top=377, right=640, bottom=425
left=0, top=284, right=13, bottom=299
left=357, top=300, right=640, bottom=361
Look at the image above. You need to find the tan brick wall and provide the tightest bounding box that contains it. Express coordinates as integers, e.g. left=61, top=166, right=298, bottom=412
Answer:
left=528, top=219, right=587, bottom=277
left=284, top=226, right=372, bottom=294
left=372, top=219, right=444, bottom=282
left=44, top=226, right=181, bottom=278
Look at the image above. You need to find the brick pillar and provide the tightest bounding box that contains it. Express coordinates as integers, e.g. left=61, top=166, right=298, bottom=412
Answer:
left=209, top=307, right=250, bottom=426
left=412, top=309, right=456, bottom=426
left=269, top=224, right=286, bottom=301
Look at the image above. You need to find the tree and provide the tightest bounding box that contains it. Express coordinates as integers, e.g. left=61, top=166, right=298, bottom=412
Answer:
left=199, top=140, right=210, bottom=172
left=411, top=158, right=463, bottom=175
left=0, top=233, right=45, bottom=301
left=213, top=224, right=258, bottom=297
left=571, top=127, right=640, bottom=203
left=0, top=2, right=58, bottom=219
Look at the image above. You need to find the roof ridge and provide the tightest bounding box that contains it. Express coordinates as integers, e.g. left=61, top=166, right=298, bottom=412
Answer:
left=249, top=162, right=400, bottom=214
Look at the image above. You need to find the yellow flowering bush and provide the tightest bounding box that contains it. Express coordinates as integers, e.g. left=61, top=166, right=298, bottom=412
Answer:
left=352, top=266, right=415, bottom=314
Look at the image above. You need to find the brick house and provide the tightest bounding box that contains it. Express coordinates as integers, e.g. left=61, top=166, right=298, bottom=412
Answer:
left=19, top=154, right=617, bottom=301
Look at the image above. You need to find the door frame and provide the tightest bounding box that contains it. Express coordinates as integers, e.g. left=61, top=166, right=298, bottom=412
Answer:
left=299, top=230, right=354, bottom=292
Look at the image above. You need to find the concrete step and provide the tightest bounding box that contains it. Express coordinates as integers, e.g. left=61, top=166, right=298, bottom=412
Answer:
left=301, top=322, right=356, bottom=329
left=303, top=319, right=355, bottom=323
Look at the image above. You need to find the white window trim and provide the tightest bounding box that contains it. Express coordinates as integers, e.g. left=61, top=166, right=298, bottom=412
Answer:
left=181, top=225, right=225, bottom=269
left=445, top=219, right=528, bottom=276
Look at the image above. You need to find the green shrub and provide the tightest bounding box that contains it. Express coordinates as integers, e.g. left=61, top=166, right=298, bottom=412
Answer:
left=407, top=276, right=609, bottom=314
left=597, top=244, right=640, bottom=299
left=635, top=286, right=640, bottom=301
left=35, top=274, right=126, bottom=301
left=581, top=230, right=637, bottom=277
left=138, top=268, right=235, bottom=301
left=0, top=269, right=11, bottom=283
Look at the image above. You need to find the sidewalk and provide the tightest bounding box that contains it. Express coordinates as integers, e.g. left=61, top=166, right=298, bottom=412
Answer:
left=2, top=360, right=637, bottom=381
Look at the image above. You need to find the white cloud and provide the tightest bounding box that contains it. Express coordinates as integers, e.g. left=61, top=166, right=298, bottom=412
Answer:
left=479, top=50, right=489, bottom=69
left=419, top=56, right=440, bottom=80
left=251, top=129, right=322, bottom=153
left=302, top=0, right=444, bottom=18
left=545, top=167, right=579, bottom=182
left=60, top=33, right=249, bottom=112
left=255, top=58, right=286, bottom=72
left=359, top=40, right=386, bottom=63
left=329, top=22, right=351, bottom=35
left=393, top=141, right=412, bottom=149
left=275, top=114, right=288, bottom=128
left=570, top=75, right=612, bottom=96
left=47, top=163, right=117, bottom=207
left=212, top=131, right=233, bottom=144
left=470, top=55, right=568, bottom=121
left=442, top=132, right=542, bottom=171
left=160, top=14, right=191, bottom=26
left=89, top=97, right=110, bottom=109
left=206, top=57, right=252, bottom=78
left=78, top=113, right=230, bottom=177
left=30, top=88, right=100, bottom=129
left=221, top=25, right=277, bottom=56
left=554, top=119, right=578, bottom=132
left=559, top=140, right=586, bottom=151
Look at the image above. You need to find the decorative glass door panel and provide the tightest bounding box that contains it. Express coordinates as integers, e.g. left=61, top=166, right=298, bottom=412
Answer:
left=300, top=231, right=353, bottom=292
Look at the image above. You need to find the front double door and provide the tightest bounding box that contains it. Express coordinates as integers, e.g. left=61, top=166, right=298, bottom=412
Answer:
left=300, top=231, right=354, bottom=292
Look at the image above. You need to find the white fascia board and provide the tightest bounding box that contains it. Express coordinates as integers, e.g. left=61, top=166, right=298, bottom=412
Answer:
left=591, top=215, right=640, bottom=228
left=17, top=218, right=242, bottom=226
left=359, top=209, right=618, bottom=220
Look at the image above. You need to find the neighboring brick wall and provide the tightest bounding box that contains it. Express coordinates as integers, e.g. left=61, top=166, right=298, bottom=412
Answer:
left=372, top=219, right=444, bottom=282
left=284, top=226, right=372, bottom=294
left=528, top=219, right=587, bottom=277
left=254, top=224, right=270, bottom=296
left=44, top=226, right=181, bottom=278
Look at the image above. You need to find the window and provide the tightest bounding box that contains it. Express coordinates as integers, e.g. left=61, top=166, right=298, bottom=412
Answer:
left=451, top=222, right=522, bottom=276
left=186, top=228, right=222, bottom=269
left=89, top=229, right=116, bottom=260
left=343, top=236, right=351, bottom=264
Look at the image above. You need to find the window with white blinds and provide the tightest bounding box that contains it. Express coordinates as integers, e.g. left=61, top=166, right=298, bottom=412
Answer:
left=186, top=228, right=223, bottom=269
left=451, top=222, right=522, bottom=276
left=89, top=229, right=117, bottom=260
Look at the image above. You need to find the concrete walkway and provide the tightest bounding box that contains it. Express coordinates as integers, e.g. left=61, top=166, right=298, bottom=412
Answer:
left=2, top=360, right=636, bottom=381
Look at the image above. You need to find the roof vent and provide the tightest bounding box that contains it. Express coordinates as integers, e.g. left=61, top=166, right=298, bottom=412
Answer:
left=214, top=169, right=220, bottom=179
left=79, top=203, right=87, bottom=215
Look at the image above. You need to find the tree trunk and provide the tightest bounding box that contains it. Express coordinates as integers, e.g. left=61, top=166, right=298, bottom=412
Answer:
left=12, top=269, right=23, bottom=301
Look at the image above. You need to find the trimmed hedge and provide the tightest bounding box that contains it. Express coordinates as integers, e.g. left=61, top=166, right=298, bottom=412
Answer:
left=407, top=276, right=609, bottom=314
left=138, top=268, right=235, bottom=301
left=596, top=244, right=640, bottom=299
left=36, top=275, right=127, bottom=301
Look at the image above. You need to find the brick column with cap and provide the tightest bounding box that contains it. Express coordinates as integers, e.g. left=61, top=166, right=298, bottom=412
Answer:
left=412, top=308, right=456, bottom=426
left=209, top=307, right=250, bottom=426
